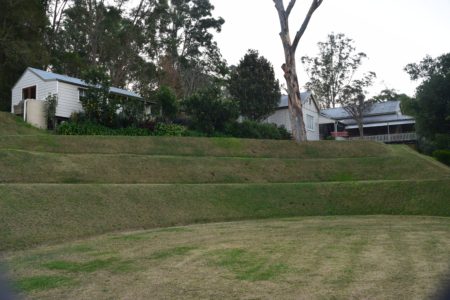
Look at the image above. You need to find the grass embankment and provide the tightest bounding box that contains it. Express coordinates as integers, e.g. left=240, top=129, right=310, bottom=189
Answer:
left=0, top=112, right=45, bottom=136
left=1, top=180, right=449, bottom=250
left=0, top=111, right=449, bottom=250
left=5, top=216, right=450, bottom=299
left=0, top=147, right=447, bottom=183
left=0, top=134, right=391, bottom=158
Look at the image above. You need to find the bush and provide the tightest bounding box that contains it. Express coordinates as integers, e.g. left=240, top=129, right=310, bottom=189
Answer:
left=184, top=87, right=239, bottom=135
left=157, top=86, right=178, bottom=121
left=56, top=121, right=151, bottom=136
left=153, top=123, right=186, bottom=136
left=79, top=68, right=118, bottom=127
left=433, top=150, right=450, bottom=166
left=182, top=130, right=208, bottom=137
left=56, top=121, right=186, bottom=137
left=224, top=121, right=292, bottom=140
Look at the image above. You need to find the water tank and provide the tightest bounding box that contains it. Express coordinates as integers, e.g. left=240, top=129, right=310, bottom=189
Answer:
left=25, top=100, right=47, bottom=129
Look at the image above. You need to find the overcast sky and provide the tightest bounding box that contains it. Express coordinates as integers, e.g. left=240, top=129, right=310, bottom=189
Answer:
left=208, top=0, right=450, bottom=97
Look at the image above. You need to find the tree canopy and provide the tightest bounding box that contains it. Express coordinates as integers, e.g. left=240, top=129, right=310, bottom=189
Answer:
left=229, top=50, right=281, bottom=121
left=403, top=53, right=450, bottom=151
left=0, top=0, right=226, bottom=112
left=0, top=0, right=49, bottom=111
left=341, top=72, right=377, bottom=137
left=370, top=88, right=410, bottom=103
left=301, top=33, right=368, bottom=109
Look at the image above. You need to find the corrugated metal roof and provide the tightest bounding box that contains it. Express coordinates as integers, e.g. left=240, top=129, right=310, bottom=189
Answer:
left=340, top=113, right=415, bottom=126
left=28, top=67, right=142, bottom=99
left=278, top=92, right=312, bottom=108
left=321, top=101, right=401, bottom=120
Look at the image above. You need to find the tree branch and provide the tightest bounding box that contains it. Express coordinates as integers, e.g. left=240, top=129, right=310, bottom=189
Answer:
left=286, top=0, right=296, bottom=17
left=273, top=0, right=287, bottom=30
left=132, top=0, right=145, bottom=25
left=292, top=0, right=323, bottom=52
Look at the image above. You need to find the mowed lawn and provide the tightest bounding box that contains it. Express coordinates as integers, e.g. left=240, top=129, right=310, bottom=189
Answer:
left=4, top=216, right=450, bottom=300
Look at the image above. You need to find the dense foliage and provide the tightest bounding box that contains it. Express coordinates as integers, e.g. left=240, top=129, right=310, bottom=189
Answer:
left=0, top=0, right=48, bottom=111
left=0, top=0, right=226, bottom=111
left=184, top=87, right=239, bottom=134
left=56, top=121, right=185, bottom=137
left=433, top=150, right=450, bottom=166
left=79, top=68, right=117, bottom=126
left=403, top=53, right=450, bottom=154
left=224, top=121, right=291, bottom=140
left=229, top=50, right=281, bottom=121
left=156, top=86, right=178, bottom=121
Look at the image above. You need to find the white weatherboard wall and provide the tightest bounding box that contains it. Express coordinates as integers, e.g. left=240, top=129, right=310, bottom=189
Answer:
left=11, top=70, right=57, bottom=112
left=56, top=82, right=83, bottom=118
left=265, top=100, right=320, bottom=141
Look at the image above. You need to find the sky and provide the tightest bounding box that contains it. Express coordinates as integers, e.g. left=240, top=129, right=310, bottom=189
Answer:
left=208, top=0, right=450, bottom=97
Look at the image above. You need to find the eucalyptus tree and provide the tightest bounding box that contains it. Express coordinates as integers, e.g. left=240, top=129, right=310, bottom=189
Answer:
left=273, top=0, right=323, bottom=142
left=51, top=0, right=147, bottom=88
left=301, top=33, right=367, bottom=109
left=341, top=72, right=376, bottom=137
left=139, top=0, right=226, bottom=98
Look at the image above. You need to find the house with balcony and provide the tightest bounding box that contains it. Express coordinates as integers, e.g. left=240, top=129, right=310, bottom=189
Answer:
left=319, top=101, right=416, bottom=143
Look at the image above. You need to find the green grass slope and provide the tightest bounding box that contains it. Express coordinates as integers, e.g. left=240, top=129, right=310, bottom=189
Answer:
left=0, top=112, right=448, bottom=250
left=1, top=180, right=449, bottom=250
left=0, top=134, right=391, bottom=158
left=0, top=112, right=46, bottom=136
left=0, top=147, right=447, bottom=184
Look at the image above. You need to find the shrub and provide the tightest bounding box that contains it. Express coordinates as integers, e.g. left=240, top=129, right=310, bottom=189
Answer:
left=157, top=86, right=178, bottom=121
left=224, top=121, right=292, bottom=140
left=56, top=122, right=151, bottom=136
left=56, top=121, right=185, bottom=137
left=184, top=87, right=239, bottom=135
left=433, top=149, right=450, bottom=166
left=153, top=123, right=186, bottom=136
left=45, top=93, right=58, bottom=130
left=79, top=67, right=118, bottom=127
left=182, top=130, right=208, bottom=137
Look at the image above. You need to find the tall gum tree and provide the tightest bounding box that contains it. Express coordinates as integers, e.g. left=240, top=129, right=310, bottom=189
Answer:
left=273, top=0, right=323, bottom=142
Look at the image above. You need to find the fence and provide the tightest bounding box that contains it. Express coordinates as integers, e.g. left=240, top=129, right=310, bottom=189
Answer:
left=348, top=132, right=417, bottom=142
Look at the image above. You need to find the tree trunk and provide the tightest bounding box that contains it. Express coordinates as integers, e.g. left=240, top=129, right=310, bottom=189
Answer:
left=282, top=54, right=307, bottom=142
left=273, top=0, right=323, bottom=142
left=358, top=121, right=364, bottom=137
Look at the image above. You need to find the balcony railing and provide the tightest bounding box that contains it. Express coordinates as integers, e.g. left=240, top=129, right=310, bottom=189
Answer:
left=348, top=132, right=417, bottom=142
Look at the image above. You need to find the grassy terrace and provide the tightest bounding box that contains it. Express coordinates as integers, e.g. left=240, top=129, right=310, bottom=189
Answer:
left=1, top=112, right=450, bottom=298
left=0, top=147, right=447, bottom=184
left=0, top=112, right=449, bottom=250
left=1, top=180, right=449, bottom=251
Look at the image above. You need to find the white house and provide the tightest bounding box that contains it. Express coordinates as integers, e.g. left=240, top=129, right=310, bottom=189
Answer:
left=265, top=92, right=321, bottom=140
left=11, top=67, right=145, bottom=123
left=320, top=101, right=416, bottom=143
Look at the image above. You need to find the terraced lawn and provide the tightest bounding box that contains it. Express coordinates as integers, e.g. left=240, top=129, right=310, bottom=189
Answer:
left=4, top=216, right=450, bottom=299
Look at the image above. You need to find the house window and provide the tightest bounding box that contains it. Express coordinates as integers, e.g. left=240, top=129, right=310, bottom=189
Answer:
left=78, top=88, right=87, bottom=100
left=306, top=114, right=314, bottom=131
left=22, top=86, right=36, bottom=100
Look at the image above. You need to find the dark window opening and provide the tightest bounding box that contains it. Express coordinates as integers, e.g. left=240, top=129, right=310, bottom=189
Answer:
left=22, top=86, right=36, bottom=100
left=79, top=88, right=87, bottom=98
